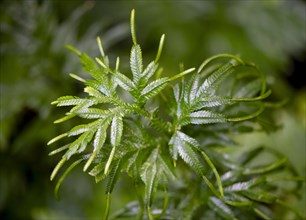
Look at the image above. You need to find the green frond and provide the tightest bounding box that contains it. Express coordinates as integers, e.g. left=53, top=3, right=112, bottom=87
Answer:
left=84, top=86, right=104, bottom=97
left=47, top=133, right=68, bottom=145
left=69, top=100, right=96, bottom=113
left=142, top=61, right=159, bottom=82
left=196, top=62, right=235, bottom=97
left=65, top=44, right=81, bottom=56
left=48, top=144, right=70, bottom=156
left=189, top=110, right=227, bottom=125
left=130, top=9, right=137, bottom=45
left=176, top=131, right=199, bottom=147
left=52, top=96, right=86, bottom=106
left=67, top=124, right=90, bottom=137
left=69, top=73, right=85, bottom=82
left=170, top=133, right=205, bottom=176
left=97, top=36, right=105, bottom=57
left=155, top=34, right=165, bottom=63
left=54, top=113, right=76, bottom=124
left=104, top=146, right=116, bottom=175
left=64, top=131, right=94, bottom=159
left=50, top=157, right=67, bottom=181
left=75, top=108, right=109, bottom=119
left=83, top=127, right=107, bottom=171
left=140, top=77, right=169, bottom=100
left=191, top=96, right=232, bottom=111
left=188, top=74, right=200, bottom=103
left=114, top=71, right=136, bottom=91
left=130, top=44, right=143, bottom=83
left=85, top=79, right=111, bottom=97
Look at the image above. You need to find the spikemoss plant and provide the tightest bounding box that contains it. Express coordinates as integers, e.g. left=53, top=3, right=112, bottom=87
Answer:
left=48, top=10, right=304, bottom=220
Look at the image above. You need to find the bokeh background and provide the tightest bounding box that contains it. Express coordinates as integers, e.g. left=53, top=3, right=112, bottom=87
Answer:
left=0, top=0, right=305, bottom=219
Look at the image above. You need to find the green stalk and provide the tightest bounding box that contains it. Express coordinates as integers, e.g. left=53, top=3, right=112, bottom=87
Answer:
left=103, top=193, right=111, bottom=220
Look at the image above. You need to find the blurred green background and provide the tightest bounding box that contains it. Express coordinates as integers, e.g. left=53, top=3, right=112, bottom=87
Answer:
left=0, top=0, right=305, bottom=219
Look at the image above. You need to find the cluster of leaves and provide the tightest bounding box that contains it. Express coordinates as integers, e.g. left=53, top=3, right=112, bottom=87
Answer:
left=48, top=10, right=304, bottom=220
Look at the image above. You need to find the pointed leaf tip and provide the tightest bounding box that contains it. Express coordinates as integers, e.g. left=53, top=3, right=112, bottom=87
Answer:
left=130, top=9, right=137, bottom=45
left=47, top=133, right=68, bottom=145
left=155, top=34, right=165, bottom=63
left=97, top=36, right=105, bottom=57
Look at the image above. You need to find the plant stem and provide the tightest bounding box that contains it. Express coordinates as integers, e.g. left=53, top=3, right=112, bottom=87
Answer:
left=103, top=193, right=111, bottom=220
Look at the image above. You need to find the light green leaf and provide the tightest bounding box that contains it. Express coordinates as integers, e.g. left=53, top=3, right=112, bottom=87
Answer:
left=155, top=34, right=165, bottom=63
left=84, top=87, right=103, bottom=97
left=84, top=127, right=107, bottom=172
left=52, top=96, right=86, bottom=106
left=111, top=116, right=123, bottom=147
left=85, top=79, right=111, bottom=97
left=142, top=61, right=158, bottom=81
left=69, top=73, right=85, bottom=82
left=65, top=131, right=94, bottom=159
left=189, top=74, right=199, bottom=103
left=68, top=124, right=89, bottom=137
left=177, top=131, right=199, bottom=147
left=114, top=71, right=135, bottom=91
left=66, top=45, right=81, bottom=56
left=130, top=44, right=143, bottom=83
left=191, top=96, right=232, bottom=111
left=140, top=77, right=168, bottom=100
left=50, top=157, right=67, bottom=181
left=47, top=133, right=68, bottom=145
left=168, top=134, right=179, bottom=161
left=175, top=134, right=204, bottom=175
left=189, top=110, right=227, bottom=125
left=197, top=62, right=234, bottom=97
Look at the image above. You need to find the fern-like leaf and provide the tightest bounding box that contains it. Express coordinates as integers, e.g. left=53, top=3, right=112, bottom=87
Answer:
left=110, top=116, right=123, bottom=147
left=140, top=77, right=169, bottom=100
left=130, top=44, right=143, bottom=83
left=114, top=71, right=136, bottom=91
